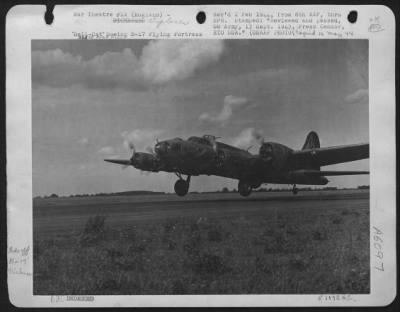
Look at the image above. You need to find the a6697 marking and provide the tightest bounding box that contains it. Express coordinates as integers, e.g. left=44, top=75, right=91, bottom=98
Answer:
left=373, top=226, right=384, bottom=271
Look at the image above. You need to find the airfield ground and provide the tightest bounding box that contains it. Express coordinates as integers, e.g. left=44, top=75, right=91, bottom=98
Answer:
left=33, top=190, right=369, bottom=295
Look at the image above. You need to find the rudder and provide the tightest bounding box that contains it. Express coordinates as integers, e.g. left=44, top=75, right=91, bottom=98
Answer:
left=302, top=131, right=320, bottom=150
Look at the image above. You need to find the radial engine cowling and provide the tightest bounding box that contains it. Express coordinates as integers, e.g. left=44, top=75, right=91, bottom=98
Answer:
left=259, top=142, right=293, bottom=171
left=131, top=152, right=158, bottom=171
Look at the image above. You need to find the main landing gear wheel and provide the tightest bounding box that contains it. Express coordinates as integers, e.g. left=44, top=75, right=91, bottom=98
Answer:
left=174, top=179, right=189, bottom=196
left=238, top=181, right=252, bottom=197
left=292, top=185, right=299, bottom=195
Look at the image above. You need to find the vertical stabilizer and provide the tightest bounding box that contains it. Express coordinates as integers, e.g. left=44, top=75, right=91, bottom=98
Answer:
left=301, top=131, right=320, bottom=170
left=302, top=131, right=320, bottom=150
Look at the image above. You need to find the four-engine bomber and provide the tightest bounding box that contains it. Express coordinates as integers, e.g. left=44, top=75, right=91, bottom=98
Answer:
left=105, top=131, right=369, bottom=197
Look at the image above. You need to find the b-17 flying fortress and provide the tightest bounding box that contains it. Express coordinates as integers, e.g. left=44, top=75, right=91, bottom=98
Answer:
left=105, top=131, right=369, bottom=197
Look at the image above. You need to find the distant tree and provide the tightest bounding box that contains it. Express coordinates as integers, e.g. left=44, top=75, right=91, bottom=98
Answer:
left=49, top=193, right=58, bottom=198
left=357, top=185, right=370, bottom=189
left=221, top=187, right=229, bottom=193
left=322, top=187, right=337, bottom=191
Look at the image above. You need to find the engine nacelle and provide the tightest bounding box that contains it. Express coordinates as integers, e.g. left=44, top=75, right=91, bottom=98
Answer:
left=259, top=142, right=293, bottom=171
left=131, top=152, right=159, bottom=172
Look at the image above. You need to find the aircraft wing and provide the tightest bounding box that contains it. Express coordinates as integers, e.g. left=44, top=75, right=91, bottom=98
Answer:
left=301, top=170, right=369, bottom=176
left=288, top=143, right=369, bottom=169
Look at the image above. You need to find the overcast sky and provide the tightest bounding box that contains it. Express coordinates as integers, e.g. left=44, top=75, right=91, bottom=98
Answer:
left=32, top=39, right=369, bottom=196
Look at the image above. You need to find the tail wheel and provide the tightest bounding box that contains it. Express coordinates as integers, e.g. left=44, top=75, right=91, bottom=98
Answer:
left=174, top=179, right=189, bottom=196
left=238, top=181, right=252, bottom=197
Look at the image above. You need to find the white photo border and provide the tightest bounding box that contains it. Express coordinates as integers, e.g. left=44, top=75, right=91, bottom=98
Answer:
left=6, top=4, right=396, bottom=307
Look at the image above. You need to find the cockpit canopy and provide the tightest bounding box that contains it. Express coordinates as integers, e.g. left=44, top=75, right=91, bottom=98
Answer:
left=187, top=136, right=212, bottom=146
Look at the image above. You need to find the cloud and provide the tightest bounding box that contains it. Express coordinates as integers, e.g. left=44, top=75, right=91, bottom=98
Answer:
left=86, top=48, right=144, bottom=89
left=32, top=49, right=86, bottom=87
left=97, top=146, right=115, bottom=155
left=199, top=95, right=252, bottom=125
left=78, top=137, right=89, bottom=147
left=121, top=129, right=164, bottom=151
left=345, top=89, right=368, bottom=104
left=32, top=40, right=225, bottom=90
left=33, top=48, right=83, bottom=66
left=140, top=40, right=225, bottom=85
left=229, top=128, right=264, bottom=150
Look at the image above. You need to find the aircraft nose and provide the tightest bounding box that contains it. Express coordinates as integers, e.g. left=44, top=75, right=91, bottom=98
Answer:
left=155, top=142, right=169, bottom=155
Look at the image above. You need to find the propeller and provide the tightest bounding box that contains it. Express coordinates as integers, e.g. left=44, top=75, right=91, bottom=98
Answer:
left=146, top=146, right=155, bottom=155
left=203, top=135, right=225, bottom=167
left=104, top=141, right=137, bottom=169
left=128, top=141, right=136, bottom=153
left=122, top=141, right=137, bottom=169
left=255, top=133, right=264, bottom=145
left=105, top=140, right=158, bottom=174
left=203, top=135, right=219, bottom=153
left=210, top=137, right=218, bottom=154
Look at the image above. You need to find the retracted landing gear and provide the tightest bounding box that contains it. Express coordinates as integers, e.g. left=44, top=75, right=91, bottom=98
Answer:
left=238, top=181, right=252, bottom=197
left=174, top=174, right=191, bottom=197
left=292, top=184, right=299, bottom=195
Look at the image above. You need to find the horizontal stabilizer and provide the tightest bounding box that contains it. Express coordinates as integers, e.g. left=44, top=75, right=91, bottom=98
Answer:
left=304, top=170, right=369, bottom=176
left=104, top=159, right=131, bottom=166
left=290, top=143, right=369, bottom=168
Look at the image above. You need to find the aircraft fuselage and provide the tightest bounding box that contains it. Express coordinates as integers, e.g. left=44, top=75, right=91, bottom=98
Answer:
left=153, top=137, right=328, bottom=185
left=105, top=132, right=368, bottom=197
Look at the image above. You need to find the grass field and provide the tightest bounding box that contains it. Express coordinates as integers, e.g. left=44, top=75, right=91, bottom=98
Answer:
left=33, top=190, right=369, bottom=295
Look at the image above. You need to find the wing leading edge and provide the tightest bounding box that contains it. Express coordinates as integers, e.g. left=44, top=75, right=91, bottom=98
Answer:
left=302, top=170, right=369, bottom=176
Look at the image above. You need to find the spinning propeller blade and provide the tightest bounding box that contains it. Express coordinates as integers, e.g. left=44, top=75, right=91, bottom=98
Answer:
left=128, top=141, right=136, bottom=153
left=105, top=140, right=136, bottom=169
left=146, top=146, right=154, bottom=155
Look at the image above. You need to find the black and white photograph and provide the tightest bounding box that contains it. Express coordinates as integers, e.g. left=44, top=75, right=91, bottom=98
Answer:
left=32, top=39, right=370, bottom=295
left=6, top=4, right=396, bottom=307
